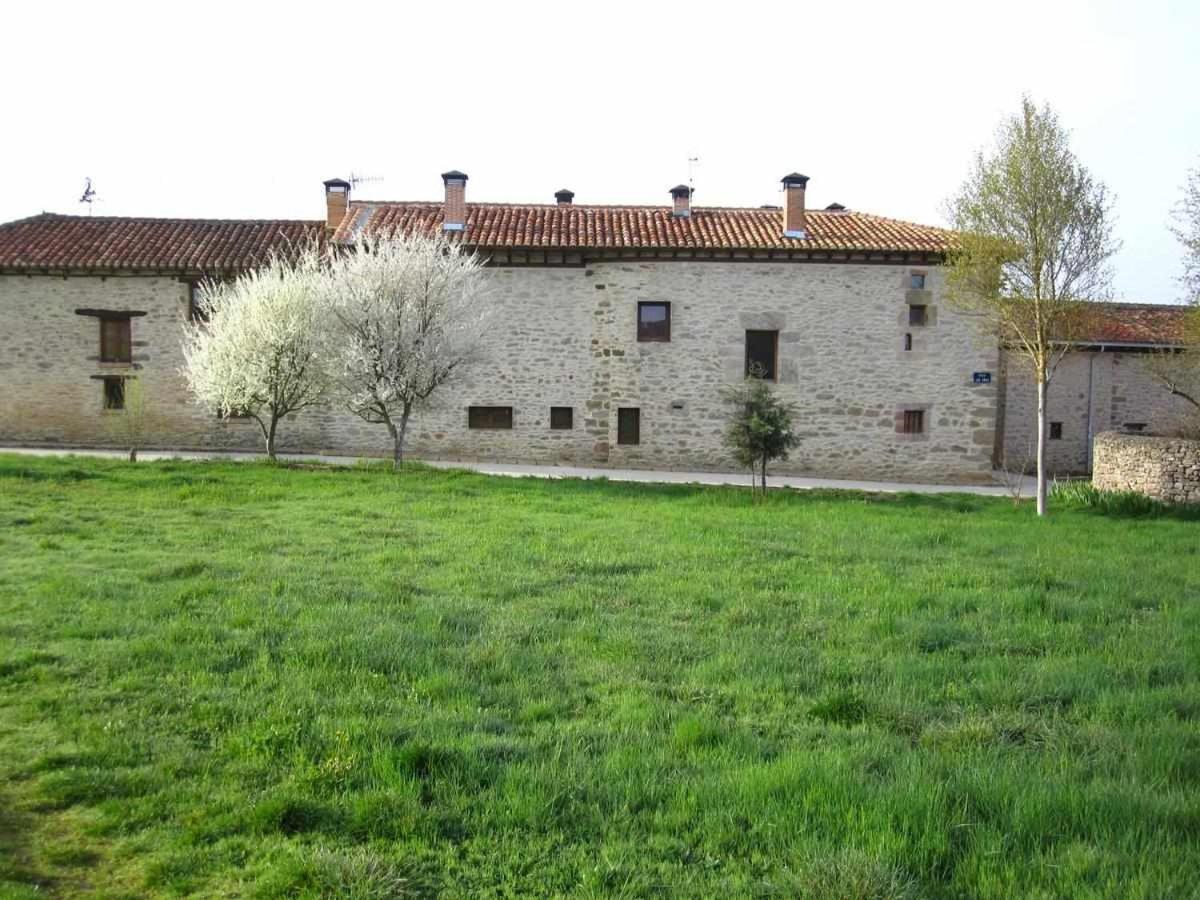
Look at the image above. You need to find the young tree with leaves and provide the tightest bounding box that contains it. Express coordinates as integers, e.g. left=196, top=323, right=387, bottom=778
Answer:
left=182, top=247, right=328, bottom=461
left=105, top=375, right=151, bottom=462
left=945, top=97, right=1119, bottom=516
left=323, top=233, right=490, bottom=469
left=722, top=369, right=800, bottom=497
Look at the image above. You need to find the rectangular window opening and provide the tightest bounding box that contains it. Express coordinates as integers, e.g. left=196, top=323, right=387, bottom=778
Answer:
left=1049, top=422, right=1063, bottom=440
left=637, top=302, right=671, bottom=342
left=468, top=406, right=513, bottom=429
left=904, top=332, right=913, bottom=351
left=189, top=284, right=210, bottom=323
left=550, top=406, right=573, bottom=430
left=617, top=407, right=640, bottom=445
left=100, top=317, right=132, bottom=363
left=901, top=409, right=925, bottom=435
left=908, top=305, right=928, bottom=327
left=745, top=330, right=779, bottom=380
left=103, top=376, right=126, bottom=410
left=910, top=272, right=926, bottom=290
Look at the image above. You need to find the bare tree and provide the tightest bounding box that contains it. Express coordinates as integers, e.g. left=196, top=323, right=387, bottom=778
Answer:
left=1142, top=309, right=1200, bottom=436
left=323, top=233, right=490, bottom=469
left=1140, top=164, right=1200, bottom=436
left=104, top=375, right=151, bottom=462
left=181, top=247, right=328, bottom=461
left=945, top=97, right=1119, bottom=515
left=1172, top=160, right=1200, bottom=305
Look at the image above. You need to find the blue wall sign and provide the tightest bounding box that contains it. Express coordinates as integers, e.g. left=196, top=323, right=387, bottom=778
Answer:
left=972, top=372, right=992, bottom=384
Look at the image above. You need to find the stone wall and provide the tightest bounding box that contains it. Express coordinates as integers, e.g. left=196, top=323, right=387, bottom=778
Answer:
left=1093, top=431, right=1200, bottom=504
left=999, top=348, right=1193, bottom=475
left=0, top=260, right=999, bottom=482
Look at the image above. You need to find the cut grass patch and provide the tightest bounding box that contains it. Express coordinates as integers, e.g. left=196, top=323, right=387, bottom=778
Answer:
left=0, top=454, right=1198, bottom=897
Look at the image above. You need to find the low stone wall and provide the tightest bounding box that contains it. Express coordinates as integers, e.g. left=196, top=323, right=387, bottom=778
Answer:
left=1092, top=432, right=1200, bottom=504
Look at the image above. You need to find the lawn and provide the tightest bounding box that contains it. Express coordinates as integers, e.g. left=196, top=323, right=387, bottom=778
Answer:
left=0, top=455, right=1198, bottom=898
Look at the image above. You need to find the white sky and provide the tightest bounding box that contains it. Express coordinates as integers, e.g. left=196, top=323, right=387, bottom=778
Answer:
left=2, top=0, right=1197, bottom=303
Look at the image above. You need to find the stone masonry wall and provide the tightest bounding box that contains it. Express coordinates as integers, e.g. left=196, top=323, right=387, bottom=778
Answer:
left=1000, top=348, right=1194, bottom=476
left=1093, top=431, right=1200, bottom=504
left=0, top=261, right=999, bottom=482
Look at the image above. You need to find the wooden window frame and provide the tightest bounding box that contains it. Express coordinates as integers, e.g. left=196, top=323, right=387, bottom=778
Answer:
left=637, top=302, right=671, bottom=342
left=549, top=406, right=573, bottom=430
left=102, top=376, right=126, bottom=410
left=901, top=409, right=925, bottom=435
left=99, top=316, right=132, bottom=364
left=744, top=330, right=779, bottom=381
left=617, top=407, right=640, bottom=445
left=467, top=406, right=514, bottom=430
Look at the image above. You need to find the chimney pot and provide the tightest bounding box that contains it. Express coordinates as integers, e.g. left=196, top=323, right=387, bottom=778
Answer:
left=781, top=172, right=809, bottom=238
left=669, top=184, right=693, bottom=218
left=441, top=170, right=468, bottom=231
left=322, top=177, right=351, bottom=231
left=554, top=188, right=575, bottom=206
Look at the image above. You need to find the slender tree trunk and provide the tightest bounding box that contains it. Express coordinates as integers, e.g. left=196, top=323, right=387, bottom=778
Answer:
left=265, top=416, right=278, bottom=462
left=394, top=403, right=412, bottom=471
left=129, top=447, right=137, bottom=463
left=761, top=452, right=768, bottom=496
left=1036, top=372, right=1048, bottom=517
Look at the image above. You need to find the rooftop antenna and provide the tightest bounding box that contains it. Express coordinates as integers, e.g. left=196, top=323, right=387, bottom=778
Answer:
left=687, top=156, right=700, bottom=195
left=79, top=177, right=97, bottom=214
left=348, top=171, right=384, bottom=190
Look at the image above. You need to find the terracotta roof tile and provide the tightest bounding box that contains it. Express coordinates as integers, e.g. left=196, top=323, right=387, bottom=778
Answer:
left=0, top=213, right=323, bottom=272
left=333, top=201, right=954, bottom=254
left=1082, top=302, right=1192, bottom=345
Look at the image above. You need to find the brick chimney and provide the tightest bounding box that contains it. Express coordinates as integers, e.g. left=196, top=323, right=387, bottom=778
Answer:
left=669, top=184, right=692, bottom=218
left=554, top=188, right=575, bottom=207
left=782, top=173, right=809, bottom=238
left=441, top=170, right=468, bottom=231
left=323, top=178, right=351, bottom=230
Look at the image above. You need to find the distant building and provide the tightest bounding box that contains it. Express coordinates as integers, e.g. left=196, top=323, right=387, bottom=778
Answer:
left=0, top=171, right=1188, bottom=480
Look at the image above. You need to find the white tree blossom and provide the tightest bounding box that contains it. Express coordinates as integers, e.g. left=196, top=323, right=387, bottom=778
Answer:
left=323, top=233, right=490, bottom=468
left=181, top=246, right=329, bottom=460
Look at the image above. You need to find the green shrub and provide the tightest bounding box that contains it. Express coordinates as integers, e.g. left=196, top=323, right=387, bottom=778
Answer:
left=1050, top=480, right=1166, bottom=517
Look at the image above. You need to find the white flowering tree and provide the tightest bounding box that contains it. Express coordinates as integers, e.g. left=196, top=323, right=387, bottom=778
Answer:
left=323, top=233, right=490, bottom=469
left=182, top=247, right=329, bottom=461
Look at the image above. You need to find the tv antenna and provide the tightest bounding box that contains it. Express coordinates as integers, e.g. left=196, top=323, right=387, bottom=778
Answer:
left=687, top=156, right=700, bottom=194
left=79, top=177, right=97, bottom=213
left=348, top=171, right=384, bottom=190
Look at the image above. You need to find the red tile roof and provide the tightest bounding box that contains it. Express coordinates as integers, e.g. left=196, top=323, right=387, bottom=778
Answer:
left=332, top=201, right=955, bottom=254
left=1082, top=302, right=1192, bottom=346
left=0, top=213, right=323, bottom=272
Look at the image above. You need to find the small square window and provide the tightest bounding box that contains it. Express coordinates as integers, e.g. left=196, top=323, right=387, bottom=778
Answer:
left=617, top=408, right=640, bottom=445
left=910, top=272, right=926, bottom=290
left=904, top=332, right=913, bottom=351
left=468, top=406, right=513, bottom=429
left=103, top=376, right=126, bottom=410
left=745, top=330, right=779, bottom=380
left=1123, top=422, right=1147, bottom=433
left=100, top=317, right=132, bottom=363
left=901, top=409, right=924, bottom=435
left=637, top=302, right=671, bottom=342
left=1049, top=422, right=1063, bottom=440
left=908, top=305, right=928, bottom=327
left=550, top=406, right=573, bottom=430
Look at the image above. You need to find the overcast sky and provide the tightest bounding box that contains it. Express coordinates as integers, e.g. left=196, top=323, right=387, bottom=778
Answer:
left=2, top=0, right=1197, bottom=303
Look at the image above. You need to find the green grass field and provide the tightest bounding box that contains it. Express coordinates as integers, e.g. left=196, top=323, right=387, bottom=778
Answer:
left=1, top=455, right=1198, bottom=898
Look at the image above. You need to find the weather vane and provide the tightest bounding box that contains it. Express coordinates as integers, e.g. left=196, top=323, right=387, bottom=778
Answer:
left=79, top=177, right=97, bottom=213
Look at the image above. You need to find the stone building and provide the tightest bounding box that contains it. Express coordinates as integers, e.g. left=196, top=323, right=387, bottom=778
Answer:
left=996, top=304, right=1193, bottom=474
left=0, top=170, right=1187, bottom=481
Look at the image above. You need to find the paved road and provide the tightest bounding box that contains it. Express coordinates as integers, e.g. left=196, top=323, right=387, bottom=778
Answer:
left=1, top=445, right=1038, bottom=497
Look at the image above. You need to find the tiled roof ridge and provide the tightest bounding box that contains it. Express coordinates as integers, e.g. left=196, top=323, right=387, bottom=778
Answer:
left=8, top=211, right=321, bottom=226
